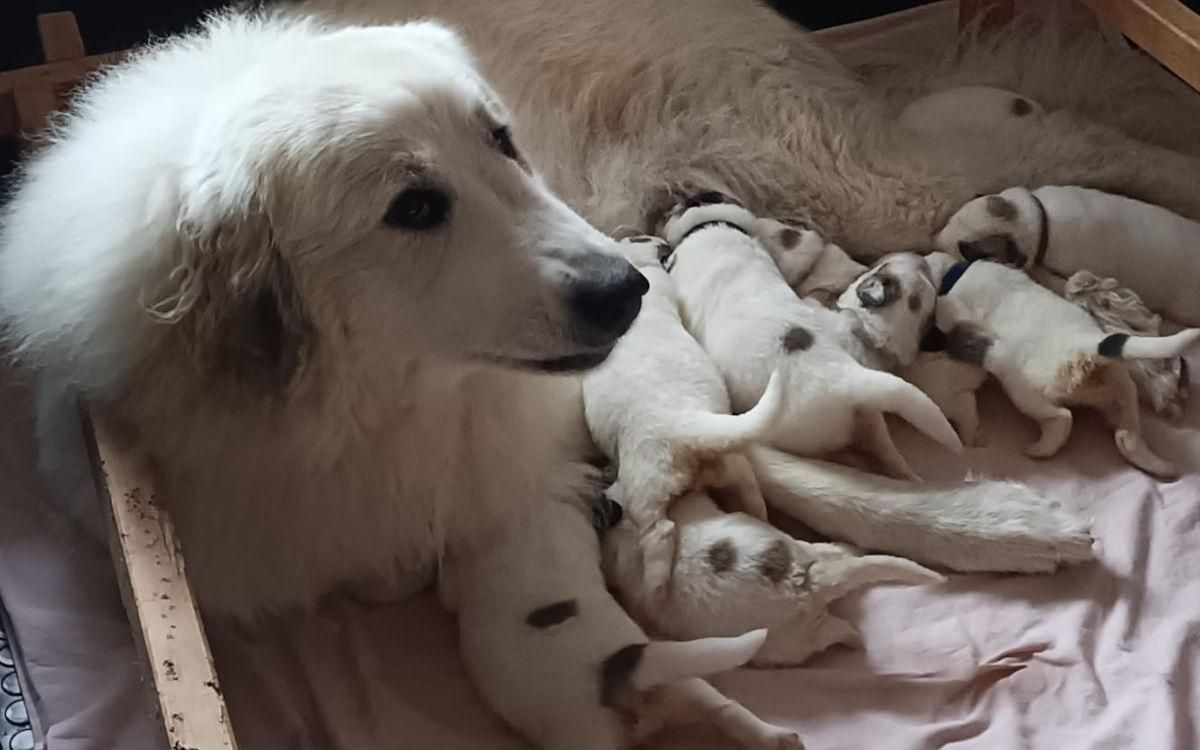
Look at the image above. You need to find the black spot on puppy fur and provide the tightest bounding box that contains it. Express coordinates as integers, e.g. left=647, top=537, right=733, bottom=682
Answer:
left=1010, top=97, right=1033, bottom=116
left=628, top=236, right=655, bottom=243
left=685, top=190, right=740, bottom=209
left=945, top=323, right=994, bottom=366
left=778, top=227, right=801, bottom=249
left=600, top=643, right=646, bottom=709
left=526, top=599, right=579, bottom=628
left=756, top=539, right=792, bottom=583
left=782, top=325, right=814, bottom=353
left=707, top=538, right=737, bottom=573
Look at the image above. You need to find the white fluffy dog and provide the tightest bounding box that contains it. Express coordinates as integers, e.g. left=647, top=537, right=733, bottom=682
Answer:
left=584, top=233, right=783, bottom=592
left=935, top=186, right=1200, bottom=326
left=936, top=259, right=1200, bottom=477
left=661, top=198, right=963, bottom=480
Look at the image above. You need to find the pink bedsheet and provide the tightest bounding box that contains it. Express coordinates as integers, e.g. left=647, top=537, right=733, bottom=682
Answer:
left=1, top=3, right=1197, bottom=749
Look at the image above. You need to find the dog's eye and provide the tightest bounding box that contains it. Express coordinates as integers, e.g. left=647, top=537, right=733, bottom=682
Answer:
left=491, top=125, right=520, bottom=162
left=383, top=188, right=450, bottom=231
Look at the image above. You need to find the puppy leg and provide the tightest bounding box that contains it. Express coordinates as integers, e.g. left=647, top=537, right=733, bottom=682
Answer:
left=1011, top=394, right=1074, bottom=459
left=1104, top=365, right=1178, bottom=478
left=855, top=410, right=919, bottom=481
left=708, top=453, right=770, bottom=520
left=946, top=390, right=984, bottom=447
left=649, top=678, right=804, bottom=750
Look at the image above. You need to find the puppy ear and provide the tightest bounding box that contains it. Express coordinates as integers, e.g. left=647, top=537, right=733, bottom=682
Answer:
left=146, top=211, right=312, bottom=392
left=985, top=195, right=1017, bottom=221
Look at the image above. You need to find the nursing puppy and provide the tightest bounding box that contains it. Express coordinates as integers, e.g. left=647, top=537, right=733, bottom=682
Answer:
left=583, top=232, right=784, bottom=593
left=838, top=252, right=989, bottom=446
left=899, top=85, right=1045, bottom=137
left=754, top=219, right=867, bottom=307
left=936, top=259, right=1200, bottom=477
left=444, top=495, right=793, bottom=750
left=662, top=198, right=963, bottom=481
left=603, top=490, right=943, bottom=669
left=936, top=186, right=1200, bottom=326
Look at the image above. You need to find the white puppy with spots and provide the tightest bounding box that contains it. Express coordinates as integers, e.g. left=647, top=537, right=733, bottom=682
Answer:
left=935, top=186, right=1200, bottom=327
left=584, top=231, right=784, bottom=594
left=661, top=197, right=963, bottom=481
left=755, top=219, right=866, bottom=307
left=935, top=258, right=1200, bottom=477
left=603, top=489, right=943, bottom=669
left=837, top=251, right=990, bottom=447
left=443, top=493, right=796, bottom=750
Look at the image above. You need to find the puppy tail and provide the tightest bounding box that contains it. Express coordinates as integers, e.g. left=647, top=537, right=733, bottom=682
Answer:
left=672, top=369, right=785, bottom=453
left=1097, top=329, right=1200, bottom=360
left=747, top=445, right=1094, bottom=574
left=856, top=369, right=963, bottom=453
left=633, top=629, right=768, bottom=690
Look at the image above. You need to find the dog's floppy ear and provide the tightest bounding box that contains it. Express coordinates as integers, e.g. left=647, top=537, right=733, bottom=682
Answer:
left=856, top=270, right=899, bottom=308
left=985, top=195, right=1017, bottom=221
left=146, top=204, right=313, bottom=392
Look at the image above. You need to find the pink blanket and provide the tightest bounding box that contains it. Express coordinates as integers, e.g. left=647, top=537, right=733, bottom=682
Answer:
left=1, top=3, right=1196, bottom=749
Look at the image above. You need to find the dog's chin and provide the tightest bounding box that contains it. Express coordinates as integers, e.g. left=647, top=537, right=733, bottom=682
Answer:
left=475, top=348, right=615, bottom=375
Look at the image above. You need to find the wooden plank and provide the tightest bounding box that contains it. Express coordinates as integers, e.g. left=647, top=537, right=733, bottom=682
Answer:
left=1077, top=0, right=1200, bottom=90
left=81, top=408, right=239, bottom=750
left=37, top=12, right=86, bottom=62
left=13, top=85, right=58, bottom=136
left=959, top=0, right=1017, bottom=31
left=0, top=52, right=125, bottom=95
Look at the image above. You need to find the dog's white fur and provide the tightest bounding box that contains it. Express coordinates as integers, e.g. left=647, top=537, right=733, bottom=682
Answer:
left=583, top=234, right=783, bottom=593
left=663, top=201, right=962, bottom=481
left=603, top=490, right=943, bottom=669
left=936, top=260, right=1200, bottom=477
left=935, top=186, right=1200, bottom=326
left=1063, top=270, right=1189, bottom=420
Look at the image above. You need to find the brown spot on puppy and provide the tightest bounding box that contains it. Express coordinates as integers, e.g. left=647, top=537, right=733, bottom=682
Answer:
left=1010, top=97, right=1033, bottom=116
left=778, top=227, right=801, bottom=249
left=756, top=539, right=792, bottom=583
left=526, top=599, right=579, bottom=628
left=907, top=292, right=923, bottom=313
left=600, top=643, right=646, bottom=710
left=985, top=195, right=1017, bottom=221
left=945, top=323, right=993, bottom=366
left=782, top=325, right=814, bottom=353
left=628, top=236, right=656, bottom=244
left=707, top=538, right=737, bottom=573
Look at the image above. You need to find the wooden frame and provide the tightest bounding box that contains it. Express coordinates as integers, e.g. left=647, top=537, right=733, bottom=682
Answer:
left=960, top=0, right=1200, bottom=91
left=3, top=13, right=237, bottom=750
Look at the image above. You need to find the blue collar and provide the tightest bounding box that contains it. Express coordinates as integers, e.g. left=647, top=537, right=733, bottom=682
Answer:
left=939, top=260, right=975, bottom=296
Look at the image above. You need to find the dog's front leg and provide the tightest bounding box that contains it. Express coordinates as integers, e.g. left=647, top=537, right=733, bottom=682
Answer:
left=646, top=678, right=804, bottom=750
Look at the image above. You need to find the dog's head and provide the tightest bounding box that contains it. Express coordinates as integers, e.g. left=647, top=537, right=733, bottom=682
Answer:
left=934, top=188, right=1041, bottom=268
left=137, top=18, right=647, bottom=391
left=838, top=252, right=938, bottom=367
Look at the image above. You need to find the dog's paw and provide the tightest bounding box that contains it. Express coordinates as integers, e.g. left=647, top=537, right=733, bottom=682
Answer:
left=758, top=730, right=805, bottom=750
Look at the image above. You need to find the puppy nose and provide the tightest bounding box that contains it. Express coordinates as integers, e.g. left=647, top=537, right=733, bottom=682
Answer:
left=569, top=255, right=649, bottom=343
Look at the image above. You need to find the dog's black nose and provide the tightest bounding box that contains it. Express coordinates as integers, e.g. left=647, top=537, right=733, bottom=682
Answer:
left=569, top=256, right=649, bottom=343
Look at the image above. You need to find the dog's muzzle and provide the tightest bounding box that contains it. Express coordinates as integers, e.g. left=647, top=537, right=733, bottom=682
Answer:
left=568, top=255, right=649, bottom=346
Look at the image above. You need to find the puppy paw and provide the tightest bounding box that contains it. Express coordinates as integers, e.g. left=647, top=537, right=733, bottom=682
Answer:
left=759, top=730, right=805, bottom=750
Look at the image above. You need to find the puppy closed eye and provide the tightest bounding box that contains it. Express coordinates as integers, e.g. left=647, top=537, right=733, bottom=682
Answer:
left=383, top=187, right=451, bottom=230
left=491, top=125, right=521, bottom=162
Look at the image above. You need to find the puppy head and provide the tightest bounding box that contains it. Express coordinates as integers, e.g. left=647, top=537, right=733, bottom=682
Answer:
left=611, top=229, right=674, bottom=271
left=145, top=18, right=648, bottom=392
left=934, top=188, right=1041, bottom=268
left=838, top=252, right=937, bottom=367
